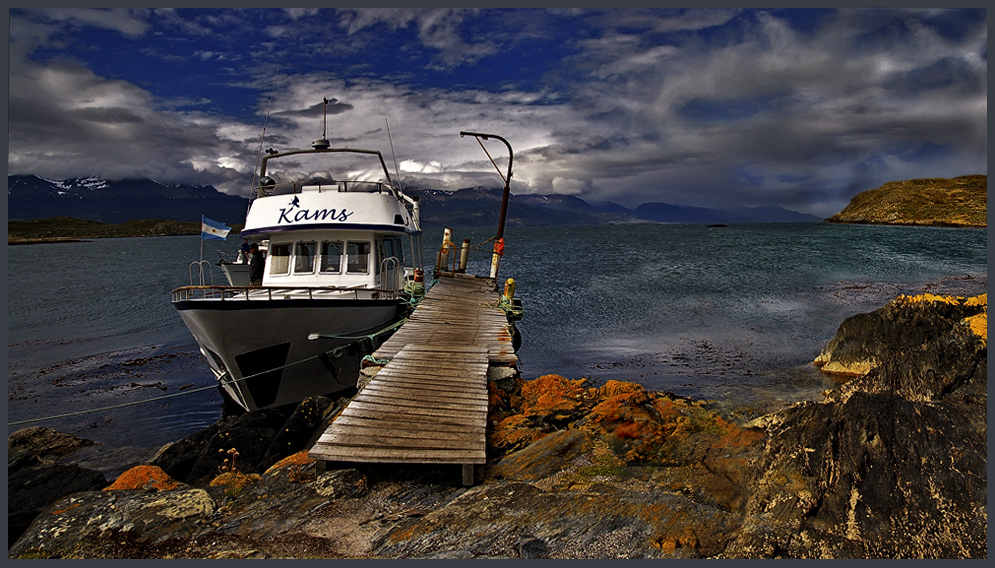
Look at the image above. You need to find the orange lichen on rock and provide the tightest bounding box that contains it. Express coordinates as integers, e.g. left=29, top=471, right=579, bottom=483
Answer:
left=50, top=502, right=83, bottom=516
left=104, top=465, right=183, bottom=491
left=264, top=451, right=315, bottom=475
left=964, top=313, right=987, bottom=345
left=612, top=421, right=645, bottom=440
left=707, top=413, right=765, bottom=452
left=486, top=382, right=504, bottom=411
left=210, top=471, right=261, bottom=492
left=895, top=292, right=987, bottom=309
left=519, top=374, right=586, bottom=418
left=584, top=389, right=688, bottom=463
left=894, top=292, right=964, bottom=306
left=653, top=534, right=700, bottom=554
left=963, top=293, right=987, bottom=345
left=964, top=293, right=987, bottom=307
left=597, top=379, right=645, bottom=398
left=488, top=414, right=545, bottom=454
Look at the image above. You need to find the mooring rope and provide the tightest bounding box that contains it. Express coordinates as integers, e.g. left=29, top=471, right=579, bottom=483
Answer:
left=7, top=317, right=409, bottom=427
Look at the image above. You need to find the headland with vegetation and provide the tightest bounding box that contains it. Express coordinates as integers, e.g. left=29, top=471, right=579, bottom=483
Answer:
left=825, top=174, right=986, bottom=227
left=6, top=217, right=232, bottom=245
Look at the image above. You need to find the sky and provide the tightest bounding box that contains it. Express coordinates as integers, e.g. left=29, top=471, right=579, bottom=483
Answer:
left=5, top=7, right=988, bottom=217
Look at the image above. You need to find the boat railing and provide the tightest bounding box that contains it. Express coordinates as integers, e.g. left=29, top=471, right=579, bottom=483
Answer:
left=188, top=260, right=216, bottom=286
left=171, top=285, right=400, bottom=303
left=255, top=179, right=391, bottom=199
left=379, top=256, right=402, bottom=292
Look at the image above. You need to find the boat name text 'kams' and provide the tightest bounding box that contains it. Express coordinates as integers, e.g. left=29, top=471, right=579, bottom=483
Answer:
left=278, top=207, right=353, bottom=224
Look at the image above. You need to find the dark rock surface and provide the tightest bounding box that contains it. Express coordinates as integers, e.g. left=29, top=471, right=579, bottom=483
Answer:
left=725, top=293, right=987, bottom=558
left=7, top=428, right=109, bottom=546
left=149, top=394, right=341, bottom=485
left=8, top=293, right=987, bottom=559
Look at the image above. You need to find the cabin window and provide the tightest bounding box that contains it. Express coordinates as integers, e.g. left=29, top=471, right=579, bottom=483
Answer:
left=346, top=241, right=370, bottom=273
left=268, top=243, right=291, bottom=275
left=320, top=241, right=343, bottom=273
left=375, top=237, right=404, bottom=275
left=294, top=242, right=317, bottom=274
left=389, top=237, right=404, bottom=263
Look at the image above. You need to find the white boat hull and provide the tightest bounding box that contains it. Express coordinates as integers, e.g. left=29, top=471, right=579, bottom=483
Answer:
left=174, top=295, right=405, bottom=411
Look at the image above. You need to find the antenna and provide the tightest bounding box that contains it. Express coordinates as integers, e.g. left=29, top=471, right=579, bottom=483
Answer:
left=385, top=117, right=403, bottom=192
left=322, top=97, right=328, bottom=139
left=312, top=97, right=331, bottom=149
left=249, top=64, right=282, bottom=203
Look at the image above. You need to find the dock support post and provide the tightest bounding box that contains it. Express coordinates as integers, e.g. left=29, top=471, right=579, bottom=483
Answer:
left=458, top=239, right=471, bottom=273
left=437, top=227, right=453, bottom=275
left=462, top=464, right=475, bottom=486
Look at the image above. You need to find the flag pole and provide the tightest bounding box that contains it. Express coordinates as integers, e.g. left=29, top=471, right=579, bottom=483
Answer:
left=199, top=213, right=205, bottom=285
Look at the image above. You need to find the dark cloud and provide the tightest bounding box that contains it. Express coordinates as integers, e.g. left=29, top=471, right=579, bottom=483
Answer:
left=6, top=8, right=986, bottom=217
left=273, top=99, right=353, bottom=119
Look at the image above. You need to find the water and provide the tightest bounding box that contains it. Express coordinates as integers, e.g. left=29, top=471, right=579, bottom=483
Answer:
left=7, top=225, right=988, bottom=475
left=7, top=236, right=227, bottom=474
left=439, top=222, right=986, bottom=411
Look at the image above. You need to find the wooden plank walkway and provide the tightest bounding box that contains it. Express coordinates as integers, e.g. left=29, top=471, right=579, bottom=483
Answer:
left=308, top=274, right=517, bottom=484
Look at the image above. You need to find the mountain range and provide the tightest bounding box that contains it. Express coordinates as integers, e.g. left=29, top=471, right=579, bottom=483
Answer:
left=6, top=175, right=822, bottom=226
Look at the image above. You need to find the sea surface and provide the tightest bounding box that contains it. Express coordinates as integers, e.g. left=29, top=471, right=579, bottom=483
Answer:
left=6, top=223, right=988, bottom=476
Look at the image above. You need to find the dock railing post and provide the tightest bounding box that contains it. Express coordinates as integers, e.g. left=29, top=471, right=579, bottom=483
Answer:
left=458, top=239, right=471, bottom=273
left=436, top=227, right=453, bottom=277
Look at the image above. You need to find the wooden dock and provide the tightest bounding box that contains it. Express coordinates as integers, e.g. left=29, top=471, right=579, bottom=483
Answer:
left=307, top=274, right=518, bottom=484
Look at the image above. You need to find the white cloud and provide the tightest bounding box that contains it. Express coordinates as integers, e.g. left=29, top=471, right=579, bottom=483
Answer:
left=35, top=8, right=150, bottom=38
left=6, top=8, right=987, bottom=218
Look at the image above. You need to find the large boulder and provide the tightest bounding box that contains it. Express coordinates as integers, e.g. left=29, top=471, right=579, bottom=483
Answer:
left=8, top=427, right=95, bottom=459
left=7, top=462, right=108, bottom=547
left=9, top=455, right=370, bottom=559
left=487, top=375, right=764, bottom=512
left=725, top=293, right=988, bottom=558
left=150, top=396, right=343, bottom=485
left=261, top=395, right=338, bottom=466
left=369, top=479, right=741, bottom=559
left=9, top=487, right=218, bottom=558
left=7, top=428, right=108, bottom=546
left=812, top=293, right=986, bottom=386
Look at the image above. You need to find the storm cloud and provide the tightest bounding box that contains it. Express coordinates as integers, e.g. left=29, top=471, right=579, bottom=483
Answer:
left=6, top=8, right=987, bottom=217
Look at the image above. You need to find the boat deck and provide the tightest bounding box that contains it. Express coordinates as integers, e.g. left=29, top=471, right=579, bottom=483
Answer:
left=307, top=274, right=517, bottom=484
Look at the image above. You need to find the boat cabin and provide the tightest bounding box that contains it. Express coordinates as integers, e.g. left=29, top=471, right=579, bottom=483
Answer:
left=260, top=231, right=407, bottom=291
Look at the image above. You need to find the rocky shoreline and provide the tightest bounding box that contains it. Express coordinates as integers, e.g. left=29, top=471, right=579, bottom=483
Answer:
left=8, top=291, right=987, bottom=559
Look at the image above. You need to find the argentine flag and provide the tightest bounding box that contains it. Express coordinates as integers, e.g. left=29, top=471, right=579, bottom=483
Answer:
left=201, top=215, right=231, bottom=240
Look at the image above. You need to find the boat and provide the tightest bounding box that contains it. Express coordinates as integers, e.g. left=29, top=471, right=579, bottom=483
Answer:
left=172, top=104, right=425, bottom=412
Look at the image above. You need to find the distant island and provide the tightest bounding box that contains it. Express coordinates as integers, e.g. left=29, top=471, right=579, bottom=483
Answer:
left=826, top=174, right=986, bottom=228
left=7, top=217, right=239, bottom=245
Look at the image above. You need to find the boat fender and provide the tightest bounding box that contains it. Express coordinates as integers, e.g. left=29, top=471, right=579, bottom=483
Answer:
left=502, top=278, right=516, bottom=302
left=404, top=280, right=425, bottom=298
